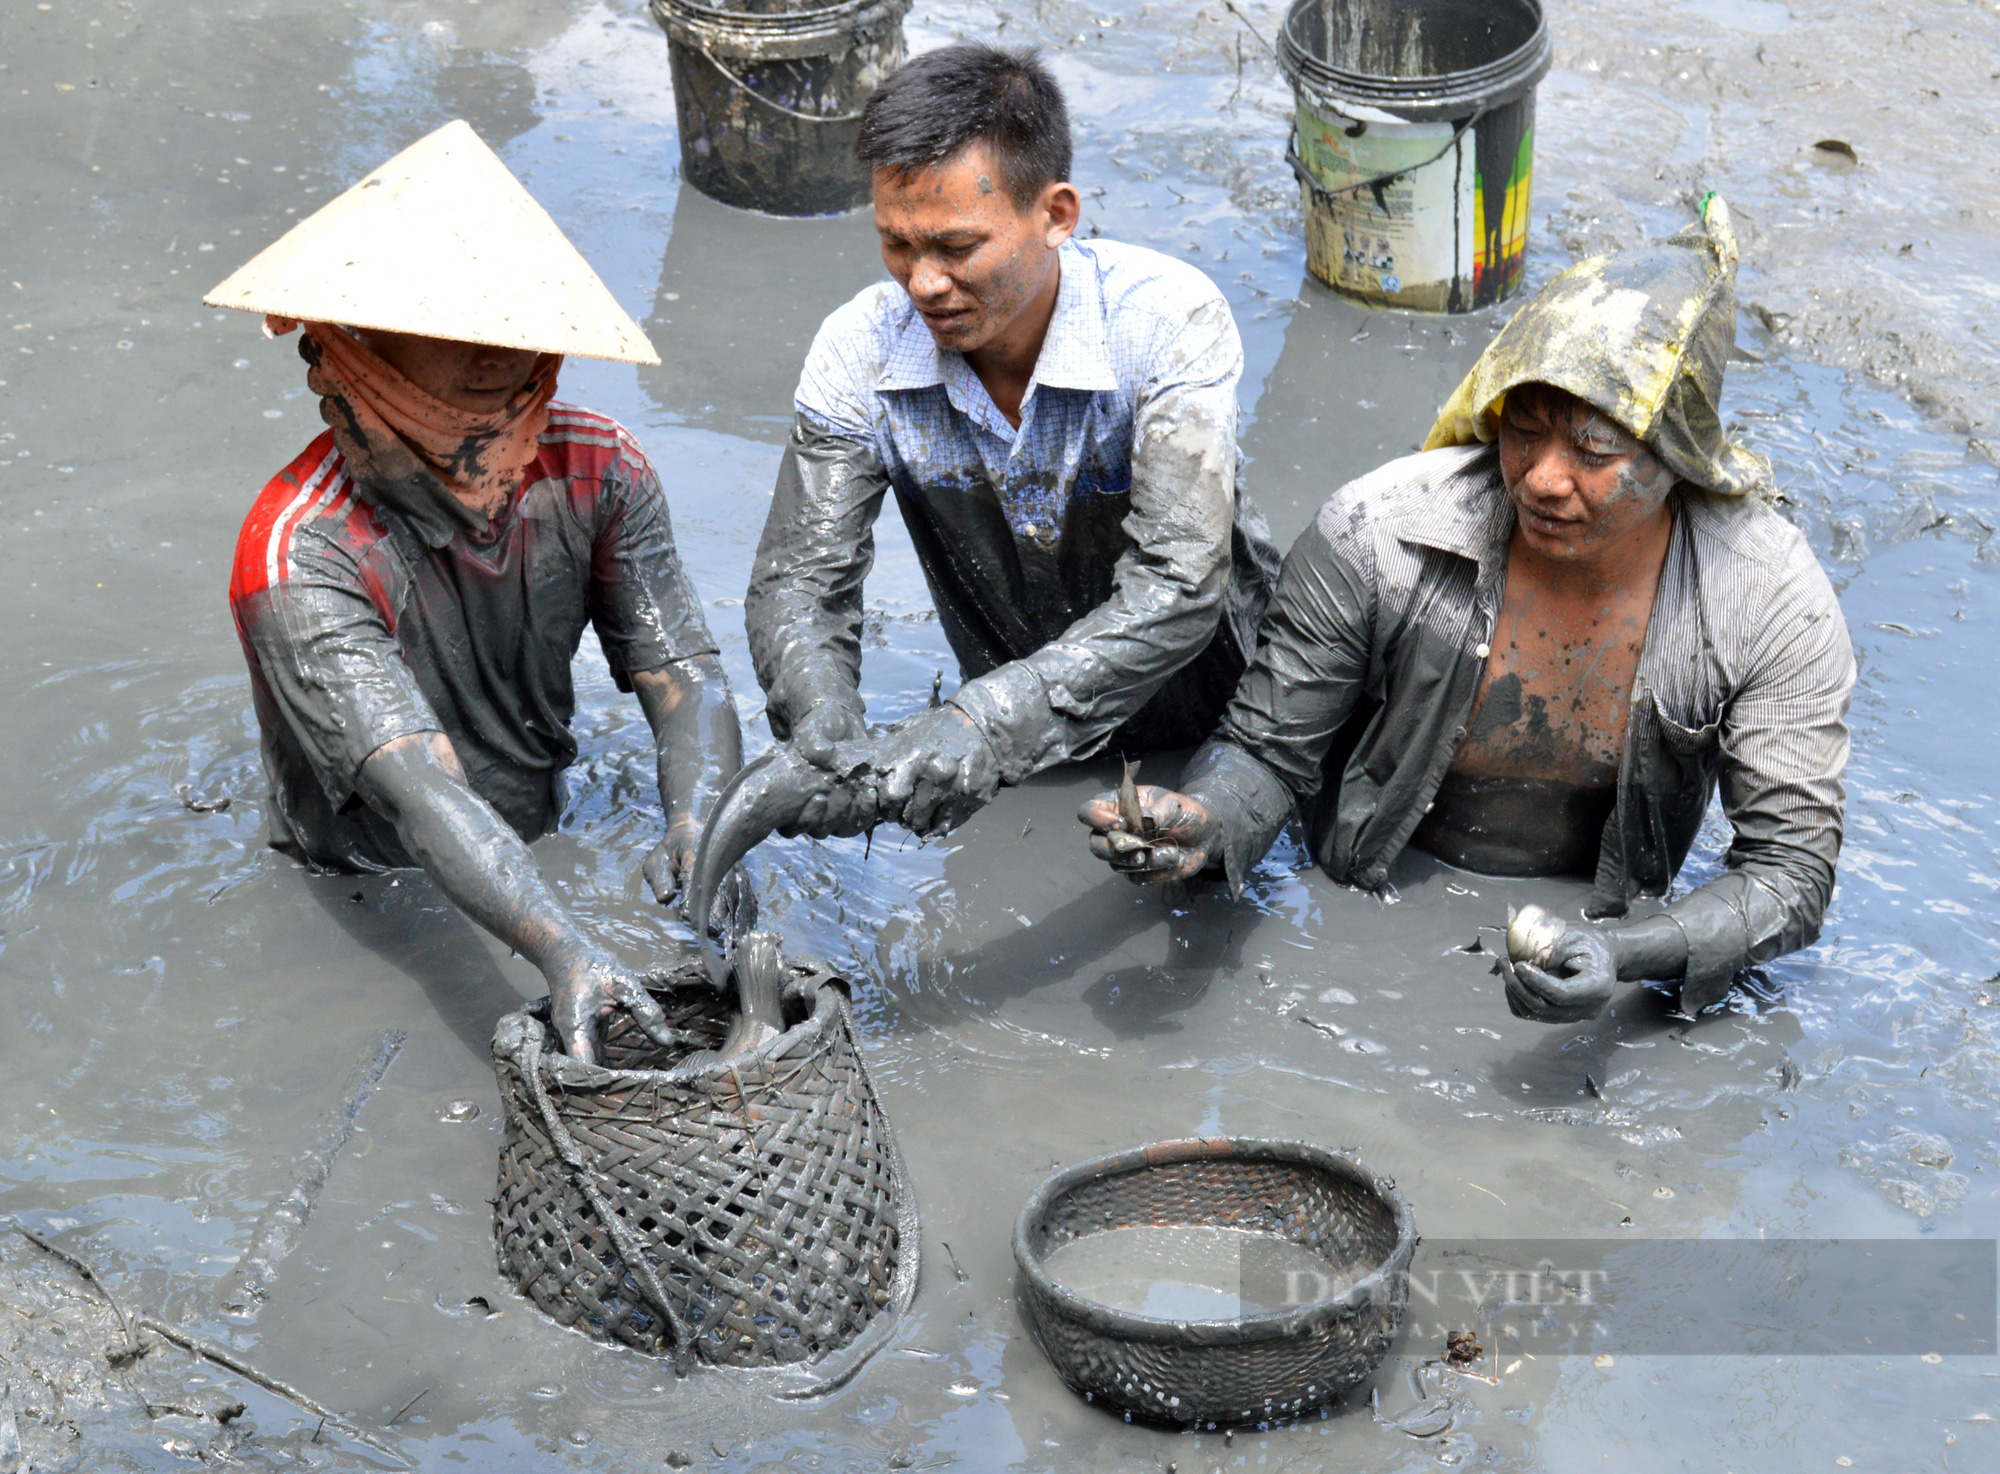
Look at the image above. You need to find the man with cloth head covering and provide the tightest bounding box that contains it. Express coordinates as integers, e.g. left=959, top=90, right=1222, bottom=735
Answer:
left=1081, top=198, right=1855, bottom=1022
left=210, top=122, right=746, bottom=1063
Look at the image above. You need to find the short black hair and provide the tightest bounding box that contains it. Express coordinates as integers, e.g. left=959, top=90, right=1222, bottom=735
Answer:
left=856, top=44, right=1072, bottom=207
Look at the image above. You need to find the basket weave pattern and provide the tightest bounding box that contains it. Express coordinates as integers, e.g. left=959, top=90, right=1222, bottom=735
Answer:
left=1016, top=1143, right=1413, bottom=1426
left=492, top=964, right=908, bottom=1368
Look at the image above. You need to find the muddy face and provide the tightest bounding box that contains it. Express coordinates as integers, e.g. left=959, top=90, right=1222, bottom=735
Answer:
left=1497, top=383, right=1676, bottom=562
left=871, top=141, right=1079, bottom=356
left=352, top=328, right=543, bottom=413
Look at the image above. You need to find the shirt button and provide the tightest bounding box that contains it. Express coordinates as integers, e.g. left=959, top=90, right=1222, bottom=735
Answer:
left=1424, top=802, right=1434, bottom=814
left=1475, top=643, right=1491, bottom=659
left=1454, top=726, right=1467, bottom=740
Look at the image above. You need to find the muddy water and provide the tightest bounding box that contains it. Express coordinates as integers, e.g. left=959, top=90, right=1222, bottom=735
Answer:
left=2, top=0, right=1998, bottom=1468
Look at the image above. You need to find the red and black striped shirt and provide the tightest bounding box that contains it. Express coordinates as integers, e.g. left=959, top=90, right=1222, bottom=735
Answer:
left=229, top=405, right=715, bottom=871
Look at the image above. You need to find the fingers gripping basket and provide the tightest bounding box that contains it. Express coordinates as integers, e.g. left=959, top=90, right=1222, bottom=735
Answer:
left=492, top=956, right=919, bottom=1389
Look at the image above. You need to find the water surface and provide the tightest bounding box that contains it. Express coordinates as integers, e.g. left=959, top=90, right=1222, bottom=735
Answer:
left=2, top=0, right=1997, bottom=1469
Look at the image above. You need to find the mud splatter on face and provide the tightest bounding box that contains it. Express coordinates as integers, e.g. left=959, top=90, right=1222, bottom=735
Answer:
left=976, top=173, right=995, bottom=196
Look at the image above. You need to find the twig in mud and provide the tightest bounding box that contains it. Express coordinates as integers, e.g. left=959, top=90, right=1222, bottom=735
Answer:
left=134, top=1317, right=408, bottom=1466
left=13, top=1222, right=406, bottom=1465
left=1220, top=0, right=1275, bottom=58
left=941, top=1242, right=970, bottom=1285
left=11, top=1223, right=138, bottom=1355
left=387, top=1387, right=429, bottom=1425
left=220, top=1027, right=406, bottom=1319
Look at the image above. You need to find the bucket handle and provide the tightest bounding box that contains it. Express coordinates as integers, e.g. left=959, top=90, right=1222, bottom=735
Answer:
left=1287, top=108, right=1486, bottom=212
left=687, top=41, right=870, bottom=125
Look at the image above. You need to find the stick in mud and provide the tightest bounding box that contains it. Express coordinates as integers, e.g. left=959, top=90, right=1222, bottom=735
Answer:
left=10, top=1223, right=138, bottom=1356
left=11, top=1223, right=407, bottom=1466
left=134, top=1316, right=409, bottom=1465
left=218, top=1027, right=406, bottom=1319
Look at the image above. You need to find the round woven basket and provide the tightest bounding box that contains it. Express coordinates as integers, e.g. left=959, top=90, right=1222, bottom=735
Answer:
left=1013, top=1138, right=1416, bottom=1427
left=491, top=956, right=919, bottom=1393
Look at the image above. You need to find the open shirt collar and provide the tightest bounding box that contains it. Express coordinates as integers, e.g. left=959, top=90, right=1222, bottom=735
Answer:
left=874, top=240, right=1120, bottom=405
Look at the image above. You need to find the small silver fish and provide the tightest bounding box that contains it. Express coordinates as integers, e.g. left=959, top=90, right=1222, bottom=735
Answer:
left=1116, top=758, right=1155, bottom=839
left=1505, top=904, right=1567, bottom=969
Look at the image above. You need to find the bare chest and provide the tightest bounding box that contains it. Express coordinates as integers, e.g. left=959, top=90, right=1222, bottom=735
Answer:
left=1451, top=560, right=1659, bottom=787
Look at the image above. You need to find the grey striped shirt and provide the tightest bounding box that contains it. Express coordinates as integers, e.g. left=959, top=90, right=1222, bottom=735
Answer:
left=1184, top=444, right=1856, bottom=992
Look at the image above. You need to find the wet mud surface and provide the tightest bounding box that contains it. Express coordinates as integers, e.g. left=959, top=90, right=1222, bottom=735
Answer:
left=3, top=0, right=2000, bottom=1468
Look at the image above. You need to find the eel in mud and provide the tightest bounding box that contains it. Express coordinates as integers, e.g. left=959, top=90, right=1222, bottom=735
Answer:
left=686, top=744, right=843, bottom=984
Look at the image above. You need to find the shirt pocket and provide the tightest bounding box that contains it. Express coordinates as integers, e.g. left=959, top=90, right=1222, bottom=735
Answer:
left=1654, top=707, right=1721, bottom=758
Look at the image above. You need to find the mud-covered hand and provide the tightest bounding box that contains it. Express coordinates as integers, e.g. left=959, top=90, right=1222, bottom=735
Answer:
left=870, top=705, right=1003, bottom=837
left=1499, top=926, right=1617, bottom=1025
left=789, top=698, right=868, bottom=770
left=1077, top=785, right=1223, bottom=884
left=642, top=813, right=700, bottom=908
left=545, top=943, right=680, bottom=1067
left=643, top=820, right=757, bottom=938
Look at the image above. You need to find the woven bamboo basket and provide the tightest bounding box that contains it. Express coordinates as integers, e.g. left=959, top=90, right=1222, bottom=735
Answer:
left=491, top=955, right=919, bottom=1389
left=1014, top=1138, right=1415, bottom=1426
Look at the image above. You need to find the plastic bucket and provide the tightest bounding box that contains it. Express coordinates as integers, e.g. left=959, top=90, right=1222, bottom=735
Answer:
left=1277, top=0, right=1552, bottom=312
left=650, top=0, right=911, bottom=217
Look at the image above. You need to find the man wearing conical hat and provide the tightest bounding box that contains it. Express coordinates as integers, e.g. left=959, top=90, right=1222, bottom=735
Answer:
left=210, top=122, right=746, bottom=1064
left=1081, top=200, right=1856, bottom=1024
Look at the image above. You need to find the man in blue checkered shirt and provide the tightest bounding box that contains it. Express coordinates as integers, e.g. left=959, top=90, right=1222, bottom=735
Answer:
left=744, top=44, right=1278, bottom=839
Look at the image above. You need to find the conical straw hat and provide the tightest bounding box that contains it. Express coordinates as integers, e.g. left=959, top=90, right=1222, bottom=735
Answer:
left=204, top=120, right=658, bottom=365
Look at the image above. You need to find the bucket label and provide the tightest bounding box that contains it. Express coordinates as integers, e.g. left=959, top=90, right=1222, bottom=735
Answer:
left=1472, top=124, right=1534, bottom=305
left=1295, top=105, right=1473, bottom=313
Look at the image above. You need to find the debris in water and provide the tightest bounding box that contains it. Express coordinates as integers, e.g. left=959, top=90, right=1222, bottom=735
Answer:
left=387, top=1387, right=428, bottom=1425
left=1444, top=1330, right=1482, bottom=1367
left=0, top=1381, right=21, bottom=1474
left=942, top=1241, right=970, bottom=1285
left=1296, top=1012, right=1347, bottom=1039
left=219, top=1028, right=406, bottom=1319
left=173, top=783, right=232, bottom=814
left=1810, top=138, right=1857, bottom=162
left=440, top=1099, right=480, bottom=1123
left=1584, top=1073, right=1602, bottom=1099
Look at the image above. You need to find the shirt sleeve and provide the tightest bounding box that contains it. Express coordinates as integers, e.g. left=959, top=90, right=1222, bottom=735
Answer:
left=1666, top=536, right=1855, bottom=992
left=794, top=287, right=892, bottom=439
left=236, top=535, right=441, bottom=806
left=1178, top=508, right=1380, bottom=893
left=947, top=292, right=1247, bottom=782
left=589, top=445, right=720, bottom=685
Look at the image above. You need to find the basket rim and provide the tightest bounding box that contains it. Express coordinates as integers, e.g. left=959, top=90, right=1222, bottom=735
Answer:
left=1010, top=1136, right=1418, bottom=1347
left=493, top=956, right=849, bottom=1090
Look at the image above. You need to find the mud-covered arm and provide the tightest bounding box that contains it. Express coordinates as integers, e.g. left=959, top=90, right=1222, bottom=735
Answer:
left=631, top=656, right=742, bottom=905
left=1178, top=512, right=1378, bottom=894
left=586, top=442, right=744, bottom=903
left=744, top=421, right=890, bottom=746
left=947, top=300, right=1245, bottom=782
left=356, top=732, right=674, bottom=1062
left=1663, top=551, right=1855, bottom=1002
left=357, top=732, right=589, bottom=972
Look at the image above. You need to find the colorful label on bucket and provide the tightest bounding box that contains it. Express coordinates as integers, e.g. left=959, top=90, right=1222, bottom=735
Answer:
left=1473, top=125, right=1534, bottom=304
left=1295, top=103, right=1474, bottom=314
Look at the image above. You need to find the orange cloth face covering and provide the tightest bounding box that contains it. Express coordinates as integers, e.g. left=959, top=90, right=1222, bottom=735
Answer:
left=265, top=314, right=562, bottom=536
